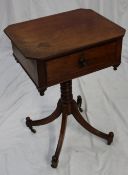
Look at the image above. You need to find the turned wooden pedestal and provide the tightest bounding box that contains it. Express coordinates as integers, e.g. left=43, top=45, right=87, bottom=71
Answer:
left=26, top=80, right=114, bottom=168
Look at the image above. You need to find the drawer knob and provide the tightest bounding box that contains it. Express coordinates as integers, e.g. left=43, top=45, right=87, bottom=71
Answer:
left=79, top=57, right=87, bottom=67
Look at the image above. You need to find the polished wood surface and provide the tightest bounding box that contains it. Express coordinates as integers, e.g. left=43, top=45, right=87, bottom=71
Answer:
left=46, top=40, right=121, bottom=86
left=4, top=9, right=125, bottom=168
left=4, top=9, right=125, bottom=95
left=26, top=81, right=114, bottom=168
left=4, top=9, right=125, bottom=60
left=12, top=37, right=123, bottom=94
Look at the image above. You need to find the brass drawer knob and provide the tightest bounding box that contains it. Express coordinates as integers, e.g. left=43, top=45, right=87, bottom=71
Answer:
left=79, top=57, right=87, bottom=67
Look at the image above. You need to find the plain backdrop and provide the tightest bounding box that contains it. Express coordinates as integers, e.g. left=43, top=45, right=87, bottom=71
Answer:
left=0, top=1, right=128, bottom=175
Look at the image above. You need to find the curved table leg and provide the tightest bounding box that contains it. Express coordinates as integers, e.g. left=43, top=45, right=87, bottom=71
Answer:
left=71, top=100, right=114, bottom=145
left=51, top=114, right=68, bottom=168
left=26, top=99, right=62, bottom=133
left=77, top=95, right=83, bottom=112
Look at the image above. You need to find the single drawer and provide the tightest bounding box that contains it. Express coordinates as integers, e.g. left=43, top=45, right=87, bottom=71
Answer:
left=46, top=41, right=118, bottom=86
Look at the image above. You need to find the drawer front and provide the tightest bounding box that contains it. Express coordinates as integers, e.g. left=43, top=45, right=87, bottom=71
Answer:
left=47, top=41, right=118, bottom=86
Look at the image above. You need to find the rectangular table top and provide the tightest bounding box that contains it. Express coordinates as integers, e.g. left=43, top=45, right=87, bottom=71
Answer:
left=4, top=9, right=125, bottom=61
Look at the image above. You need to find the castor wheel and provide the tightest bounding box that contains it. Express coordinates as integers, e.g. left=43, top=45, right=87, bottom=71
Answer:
left=113, top=66, right=117, bottom=70
left=26, top=117, right=36, bottom=133
left=51, top=155, right=58, bottom=168
left=77, top=95, right=83, bottom=112
left=113, top=64, right=119, bottom=71
left=107, top=132, right=114, bottom=145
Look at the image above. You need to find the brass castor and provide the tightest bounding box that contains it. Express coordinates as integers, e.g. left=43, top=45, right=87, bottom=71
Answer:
left=51, top=155, right=58, bottom=168
left=107, top=132, right=114, bottom=145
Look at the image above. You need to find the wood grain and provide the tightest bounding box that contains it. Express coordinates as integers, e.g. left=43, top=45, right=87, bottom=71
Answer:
left=4, top=9, right=125, bottom=60
left=46, top=40, right=121, bottom=86
left=4, top=9, right=125, bottom=94
left=4, top=9, right=125, bottom=168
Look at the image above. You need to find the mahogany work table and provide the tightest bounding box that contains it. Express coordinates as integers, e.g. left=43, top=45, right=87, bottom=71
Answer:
left=4, top=9, right=125, bottom=168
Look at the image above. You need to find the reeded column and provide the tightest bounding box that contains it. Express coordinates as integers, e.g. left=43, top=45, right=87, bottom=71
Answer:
left=60, top=80, right=73, bottom=115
